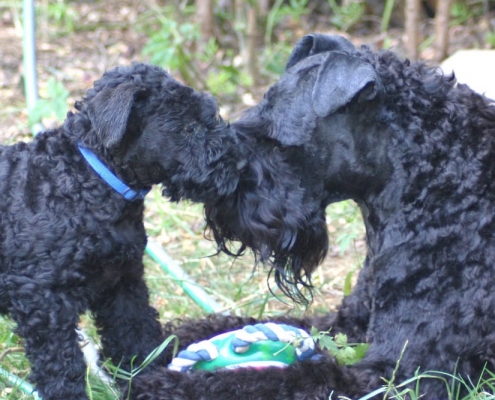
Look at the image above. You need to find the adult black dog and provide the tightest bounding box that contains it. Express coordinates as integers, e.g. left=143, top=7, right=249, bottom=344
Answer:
left=129, top=35, right=495, bottom=399
left=0, top=63, right=245, bottom=400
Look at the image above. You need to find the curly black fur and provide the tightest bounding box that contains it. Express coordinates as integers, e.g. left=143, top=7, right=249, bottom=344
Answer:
left=0, top=63, right=245, bottom=400
left=130, top=36, right=495, bottom=398
left=205, top=131, right=329, bottom=303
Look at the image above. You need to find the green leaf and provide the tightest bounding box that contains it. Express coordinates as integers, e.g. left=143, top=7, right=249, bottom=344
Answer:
left=28, top=77, right=69, bottom=127
left=317, top=334, right=339, bottom=354
left=29, top=100, right=52, bottom=126
left=178, top=23, right=200, bottom=40
left=310, top=326, right=319, bottom=336
left=352, top=343, right=369, bottom=363
left=343, top=346, right=356, bottom=359
left=47, top=77, right=67, bottom=99
left=334, top=333, right=348, bottom=347
left=343, top=270, right=355, bottom=296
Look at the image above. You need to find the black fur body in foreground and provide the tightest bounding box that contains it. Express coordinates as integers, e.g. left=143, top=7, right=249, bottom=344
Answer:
left=0, top=63, right=244, bottom=400
left=130, top=36, right=495, bottom=399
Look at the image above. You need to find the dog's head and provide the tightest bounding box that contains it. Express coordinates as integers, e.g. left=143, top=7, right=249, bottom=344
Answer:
left=66, top=63, right=244, bottom=203
left=204, top=35, right=406, bottom=302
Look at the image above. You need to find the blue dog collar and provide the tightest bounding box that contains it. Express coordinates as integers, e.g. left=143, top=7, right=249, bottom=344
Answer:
left=78, top=143, right=151, bottom=201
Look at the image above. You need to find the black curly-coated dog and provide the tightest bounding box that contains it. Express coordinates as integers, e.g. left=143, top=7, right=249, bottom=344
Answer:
left=0, top=63, right=245, bottom=400
left=129, top=35, right=495, bottom=399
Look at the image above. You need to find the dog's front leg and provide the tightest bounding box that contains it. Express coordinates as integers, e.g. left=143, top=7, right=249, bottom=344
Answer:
left=92, top=267, right=165, bottom=374
left=7, top=276, right=88, bottom=399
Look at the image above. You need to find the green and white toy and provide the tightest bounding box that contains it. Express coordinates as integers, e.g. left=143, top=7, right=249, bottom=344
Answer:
left=168, top=323, right=318, bottom=372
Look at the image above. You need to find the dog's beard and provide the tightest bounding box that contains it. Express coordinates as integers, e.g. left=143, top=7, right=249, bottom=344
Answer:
left=204, top=157, right=329, bottom=304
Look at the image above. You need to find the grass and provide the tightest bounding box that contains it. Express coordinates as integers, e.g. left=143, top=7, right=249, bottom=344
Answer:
left=4, top=189, right=494, bottom=399
left=0, top=157, right=489, bottom=397
left=0, top=319, right=32, bottom=399
left=0, top=184, right=494, bottom=400
left=357, top=366, right=495, bottom=400
left=0, top=187, right=365, bottom=399
left=0, top=172, right=492, bottom=400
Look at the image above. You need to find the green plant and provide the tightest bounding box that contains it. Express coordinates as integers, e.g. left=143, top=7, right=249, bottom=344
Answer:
left=357, top=345, right=495, bottom=400
left=37, top=0, right=78, bottom=33
left=327, top=0, right=364, bottom=32
left=207, top=68, right=237, bottom=96
left=28, top=77, right=69, bottom=128
left=311, top=327, right=369, bottom=366
left=419, top=34, right=436, bottom=53
left=143, top=19, right=199, bottom=71
left=261, top=41, right=293, bottom=77
left=486, top=31, right=495, bottom=48
left=380, top=0, right=396, bottom=32
left=280, top=0, right=310, bottom=21
left=205, top=49, right=253, bottom=97
left=0, top=317, right=31, bottom=399
left=450, top=1, right=477, bottom=26
left=325, top=200, right=364, bottom=296
left=139, top=4, right=215, bottom=90
left=381, top=36, right=395, bottom=50
left=141, top=12, right=203, bottom=88
left=85, top=371, right=120, bottom=400
left=342, top=263, right=359, bottom=296
left=140, top=5, right=249, bottom=97
left=105, top=335, right=179, bottom=400
left=265, top=0, right=309, bottom=47
left=326, top=200, right=364, bottom=255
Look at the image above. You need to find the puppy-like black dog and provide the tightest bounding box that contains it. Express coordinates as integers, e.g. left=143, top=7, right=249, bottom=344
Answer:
left=129, top=36, right=495, bottom=399
left=0, top=63, right=244, bottom=400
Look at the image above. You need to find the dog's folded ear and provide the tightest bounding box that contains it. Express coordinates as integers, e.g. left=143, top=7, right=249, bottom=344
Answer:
left=312, top=52, right=381, bottom=117
left=86, top=82, right=146, bottom=148
left=285, top=34, right=355, bottom=70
